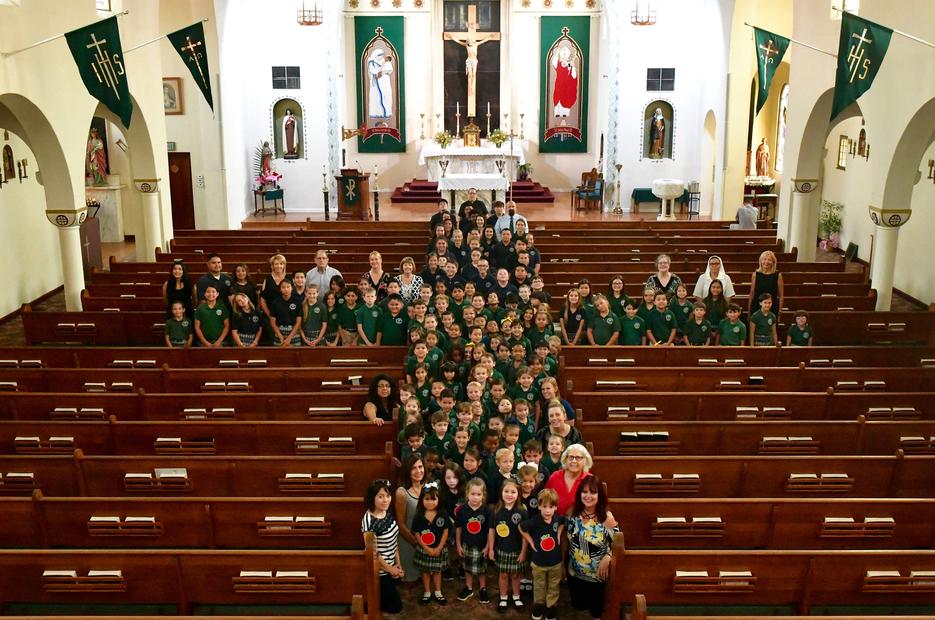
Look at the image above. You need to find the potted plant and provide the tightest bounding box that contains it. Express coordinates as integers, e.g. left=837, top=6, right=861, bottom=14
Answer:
left=818, top=200, right=843, bottom=251
left=517, top=162, right=532, bottom=181
left=434, top=131, right=453, bottom=149
left=489, top=129, right=508, bottom=147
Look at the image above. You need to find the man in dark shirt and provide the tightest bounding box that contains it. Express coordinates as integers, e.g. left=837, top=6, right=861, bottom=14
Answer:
left=194, top=253, right=232, bottom=308
left=492, top=268, right=519, bottom=304
left=429, top=199, right=451, bottom=231
left=489, top=228, right=515, bottom=270
left=458, top=188, right=488, bottom=233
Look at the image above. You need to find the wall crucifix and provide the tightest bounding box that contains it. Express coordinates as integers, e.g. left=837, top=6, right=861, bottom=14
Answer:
left=443, top=4, right=500, bottom=118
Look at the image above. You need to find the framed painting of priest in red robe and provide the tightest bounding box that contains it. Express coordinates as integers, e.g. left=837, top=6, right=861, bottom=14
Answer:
left=540, top=17, right=590, bottom=154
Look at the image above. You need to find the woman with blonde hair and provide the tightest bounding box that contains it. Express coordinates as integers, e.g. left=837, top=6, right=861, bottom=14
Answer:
left=749, top=250, right=784, bottom=315
left=260, top=253, right=289, bottom=317
left=363, top=251, right=393, bottom=301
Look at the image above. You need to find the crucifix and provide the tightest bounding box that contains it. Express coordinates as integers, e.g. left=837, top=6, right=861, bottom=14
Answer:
left=443, top=4, right=500, bottom=118
left=758, top=39, right=778, bottom=64
left=180, top=36, right=209, bottom=90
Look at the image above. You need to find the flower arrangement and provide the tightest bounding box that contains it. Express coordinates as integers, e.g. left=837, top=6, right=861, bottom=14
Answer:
left=819, top=200, right=843, bottom=250
left=489, top=129, right=508, bottom=147
left=435, top=131, right=454, bottom=148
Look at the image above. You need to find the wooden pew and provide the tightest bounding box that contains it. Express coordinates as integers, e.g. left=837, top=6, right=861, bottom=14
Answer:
left=0, top=543, right=378, bottom=616
left=563, top=366, right=935, bottom=394
left=0, top=449, right=394, bottom=497
left=605, top=497, right=935, bottom=550
left=21, top=306, right=165, bottom=346
left=570, top=391, right=935, bottom=422
left=590, top=453, right=935, bottom=498
left=0, top=391, right=372, bottom=422
left=581, top=419, right=935, bottom=456
left=559, top=345, right=935, bottom=369
left=1, top=493, right=368, bottom=550
left=603, top=541, right=935, bottom=617
left=0, top=419, right=396, bottom=457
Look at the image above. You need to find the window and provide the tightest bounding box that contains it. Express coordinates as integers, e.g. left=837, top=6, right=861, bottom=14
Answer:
left=830, top=0, right=859, bottom=19
left=646, top=68, right=675, bottom=91
left=837, top=136, right=849, bottom=170
left=95, top=0, right=112, bottom=11
left=272, top=66, right=301, bottom=90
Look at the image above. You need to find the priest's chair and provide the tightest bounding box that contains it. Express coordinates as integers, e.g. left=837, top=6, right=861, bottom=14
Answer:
left=573, top=168, right=604, bottom=211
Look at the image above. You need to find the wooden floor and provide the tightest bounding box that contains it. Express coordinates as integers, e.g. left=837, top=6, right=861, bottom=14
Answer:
left=242, top=190, right=711, bottom=225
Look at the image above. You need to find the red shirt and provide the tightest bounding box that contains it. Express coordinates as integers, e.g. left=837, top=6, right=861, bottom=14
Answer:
left=545, top=468, right=587, bottom=517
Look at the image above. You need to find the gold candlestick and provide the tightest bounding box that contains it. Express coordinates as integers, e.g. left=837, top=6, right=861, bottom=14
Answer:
left=486, top=110, right=492, bottom=138
left=503, top=113, right=510, bottom=134
left=519, top=113, right=525, bottom=140
left=435, top=113, right=442, bottom=134
left=456, top=110, right=461, bottom=137
left=420, top=113, right=425, bottom=140
left=614, top=163, right=623, bottom=214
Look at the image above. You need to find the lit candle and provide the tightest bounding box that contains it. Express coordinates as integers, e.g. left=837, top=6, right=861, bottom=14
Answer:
left=456, top=102, right=460, bottom=115
left=487, top=101, right=491, bottom=115
left=322, top=164, right=326, bottom=175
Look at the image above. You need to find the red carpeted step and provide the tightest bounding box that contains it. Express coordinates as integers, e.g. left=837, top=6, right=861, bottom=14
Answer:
left=508, top=179, right=554, bottom=203
left=391, top=178, right=442, bottom=203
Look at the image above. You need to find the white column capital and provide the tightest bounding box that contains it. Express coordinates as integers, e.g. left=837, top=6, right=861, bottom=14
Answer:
left=45, top=208, right=88, bottom=228
left=869, top=204, right=911, bottom=228
left=133, top=178, right=161, bottom=193
left=791, top=178, right=819, bottom=194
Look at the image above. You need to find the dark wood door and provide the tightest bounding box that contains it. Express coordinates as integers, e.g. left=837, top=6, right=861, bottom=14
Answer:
left=167, top=152, right=195, bottom=230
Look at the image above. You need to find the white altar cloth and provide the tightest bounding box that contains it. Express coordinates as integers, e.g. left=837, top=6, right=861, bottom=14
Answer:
left=419, top=141, right=525, bottom=182
left=438, top=173, right=509, bottom=193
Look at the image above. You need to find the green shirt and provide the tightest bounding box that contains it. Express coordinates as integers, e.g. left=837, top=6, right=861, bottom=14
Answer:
left=683, top=318, right=713, bottom=346
left=164, top=317, right=192, bottom=346
left=589, top=311, right=621, bottom=345
left=527, top=326, right=553, bottom=347
left=325, top=307, right=340, bottom=338
left=508, top=384, right=539, bottom=406
left=338, top=303, right=359, bottom=331
left=424, top=431, right=453, bottom=455
left=378, top=311, right=409, bottom=345
left=302, top=302, right=327, bottom=337
left=749, top=310, right=777, bottom=346
left=636, top=304, right=655, bottom=323
left=672, top=299, right=693, bottom=330
left=647, top=308, right=677, bottom=343
left=607, top=293, right=631, bottom=318
left=717, top=318, right=747, bottom=346
left=355, top=304, right=383, bottom=342
left=787, top=323, right=814, bottom=346
left=194, top=302, right=229, bottom=343
left=620, top=315, right=645, bottom=345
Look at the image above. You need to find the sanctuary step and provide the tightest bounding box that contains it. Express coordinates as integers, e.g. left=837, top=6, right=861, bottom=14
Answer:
left=509, top=179, right=555, bottom=203
left=389, top=179, right=441, bottom=203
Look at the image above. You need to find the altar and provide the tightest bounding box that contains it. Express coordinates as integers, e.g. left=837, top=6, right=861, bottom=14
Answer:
left=418, top=141, right=525, bottom=182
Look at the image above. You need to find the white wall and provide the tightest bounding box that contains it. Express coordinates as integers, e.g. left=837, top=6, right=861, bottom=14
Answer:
left=0, top=133, right=64, bottom=316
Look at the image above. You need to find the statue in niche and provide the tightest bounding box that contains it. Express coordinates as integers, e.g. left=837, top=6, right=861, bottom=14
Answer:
left=650, top=108, right=666, bottom=159
left=86, top=127, right=108, bottom=186
left=755, top=138, right=771, bottom=176
left=282, top=109, right=299, bottom=159
left=2, top=145, right=14, bottom=182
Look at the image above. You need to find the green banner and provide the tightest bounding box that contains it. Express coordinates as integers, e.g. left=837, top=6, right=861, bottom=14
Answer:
left=831, top=11, right=892, bottom=122
left=355, top=16, right=406, bottom=153
left=341, top=175, right=360, bottom=206
left=167, top=22, right=214, bottom=112
left=754, top=27, right=790, bottom=116
left=540, top=16, right=590, bottom=153
left=65, top=16, right=132, bottom=128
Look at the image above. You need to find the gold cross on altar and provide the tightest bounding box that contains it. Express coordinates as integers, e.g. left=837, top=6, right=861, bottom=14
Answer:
left=443, top=4, right=500, bottom=118
left=758, top=39, right=778, bottom=64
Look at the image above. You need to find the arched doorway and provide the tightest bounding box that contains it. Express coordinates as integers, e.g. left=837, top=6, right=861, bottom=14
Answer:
left=700, top=110, right=717, bottom=216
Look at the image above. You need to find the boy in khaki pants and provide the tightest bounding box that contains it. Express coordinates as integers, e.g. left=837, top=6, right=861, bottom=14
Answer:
left=520, top=488, right=565, bottom=619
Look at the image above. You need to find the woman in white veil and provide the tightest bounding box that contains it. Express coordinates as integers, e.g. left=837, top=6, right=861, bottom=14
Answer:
left=693, top=255, right=735, bottom=300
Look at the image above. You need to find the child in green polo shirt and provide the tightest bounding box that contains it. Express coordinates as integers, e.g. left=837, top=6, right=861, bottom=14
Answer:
left=300, top=285, right=327, bottom=346
left=355, top=287, right=382, bottom=346
left=716, top=303, right=747, bottom=346
left=671, top=283, right=693, bottom=333
left=682, top=302, right=713, bottom=346
left=619, top=299, right=646, bottom=345
left=587, top=294, right=621, bottom=346
left=165, top=301, right=193, bottom=348
left=749, top=293, right=778, bottom=347
left=338, top=287, right=360, bottom=345
left=376, top=294, right=408, bottom=345
left=194, top=285, right=229, bottom=347
left=646, top=292, right=677, bottom=346
left=424, top=411, right=453, bottom=455
left=636, top=287, right=656, bottom=323
left=607, top=275, right=631, bottom=319
left=786, top=310, right=814, bottom=346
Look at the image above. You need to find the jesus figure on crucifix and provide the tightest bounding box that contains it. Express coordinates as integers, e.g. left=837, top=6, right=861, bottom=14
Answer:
left=444, top=5, right=500, bottom=118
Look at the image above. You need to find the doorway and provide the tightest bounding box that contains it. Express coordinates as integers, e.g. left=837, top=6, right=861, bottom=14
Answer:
left=168, top=152, right=195, bottom=230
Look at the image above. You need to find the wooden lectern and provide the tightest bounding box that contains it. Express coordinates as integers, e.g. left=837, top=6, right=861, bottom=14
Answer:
left=335, top=169, right=371, bottom=220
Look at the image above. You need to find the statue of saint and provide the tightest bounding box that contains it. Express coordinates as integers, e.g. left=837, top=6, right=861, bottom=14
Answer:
left=650, top=108, right=666, bottom=159
left=282, top=109, right=298, bottom=159
left=755, top=138, right=771, bottom=176
left=261, top=141, right=273, bottom=176
left=85, top=127, right=107, bottom=186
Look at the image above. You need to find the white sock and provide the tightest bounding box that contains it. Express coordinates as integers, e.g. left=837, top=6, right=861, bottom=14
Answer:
left=435, top=590, right=444, bottom=597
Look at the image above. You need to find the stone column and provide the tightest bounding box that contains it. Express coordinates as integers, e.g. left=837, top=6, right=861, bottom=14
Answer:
left=788, top=179, right=819, bottom=262
left=135, top=179, right=162, bottom=262
left=868, top=205, right=911, bottom=311
left=46, top=208, right=88, bottom=312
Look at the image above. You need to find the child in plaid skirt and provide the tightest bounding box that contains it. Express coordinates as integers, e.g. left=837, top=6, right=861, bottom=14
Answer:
left=488, top=477, right=529, bottom=612
left=411, top=482, right=449, bottom=605
left=455, top=477, right=492, bottom=603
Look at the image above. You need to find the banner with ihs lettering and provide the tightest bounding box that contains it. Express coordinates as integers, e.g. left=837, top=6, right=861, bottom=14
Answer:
left=355, top=16, right=406, bottom=153
left=539, top=16, right=590, bottom=154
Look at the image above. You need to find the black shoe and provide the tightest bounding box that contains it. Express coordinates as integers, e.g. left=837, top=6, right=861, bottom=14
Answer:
left=419, top=592, right=431, bottom=605
left=479, top=587, right=490, bottom=604
left=457, top=587, right=474, bottom=601
left=443, top=568, right=455, bottom=581
left=434, top=592, right=448, bottom=606
left=544, top=606, right=557, bottom=620
left=531, top=604, right=545, bottom=620
left=458, top=565, right=466, bottom=578
left=497, top=598, right=509, bottom=613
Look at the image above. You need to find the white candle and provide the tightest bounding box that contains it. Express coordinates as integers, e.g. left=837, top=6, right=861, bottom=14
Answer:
left=321, top=164, right=326, bottom=175
left=487, top=101, right=491, bottom=115
left=456, top=102, right=460, bottom=115
left=374, top=165, right=379, bottom=176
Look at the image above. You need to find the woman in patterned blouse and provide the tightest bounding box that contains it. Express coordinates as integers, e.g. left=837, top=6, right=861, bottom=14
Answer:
left=565, top=474, right=619, bottom=619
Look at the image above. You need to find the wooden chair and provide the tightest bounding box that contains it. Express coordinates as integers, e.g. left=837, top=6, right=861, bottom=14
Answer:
left=573, top=168, right=603, bottom=211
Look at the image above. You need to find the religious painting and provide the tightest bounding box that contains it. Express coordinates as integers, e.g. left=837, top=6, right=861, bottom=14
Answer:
left=2, top=145, right=14, bottom=182
left=775, top=84, right=789, bottom=173
left=271, top=98, right=304, bottom=160
left=355, top=16, right=406, bottom=153
left=539, top=16, right=590, bottom=153
left=163, top=77, right=183, bottom=115
left=642, top=100, right=674, bottom=160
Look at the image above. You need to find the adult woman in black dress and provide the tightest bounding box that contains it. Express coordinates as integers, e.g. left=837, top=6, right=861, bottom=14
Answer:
left=363, top=374, right=399, bottom=426
left=260, top=253, right=290, bottom=317
left=162, top=261, right=193, bottom=318
left=230, top=263, right=259, bottom=308
left=363, top=251, right=393, bottom=301
left=644, top=254, right=683, bottom=302
left=749, top=250, right=784, bottom=315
